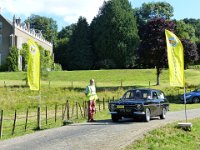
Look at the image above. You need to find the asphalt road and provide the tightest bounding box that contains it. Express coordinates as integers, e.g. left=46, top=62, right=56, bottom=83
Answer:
left=0, top=109, right=200, bottom=150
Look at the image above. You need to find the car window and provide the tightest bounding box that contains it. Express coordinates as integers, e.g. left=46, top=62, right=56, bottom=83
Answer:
left=123, top=91, right=134, bottom=99
left=157, top=91, right=165, bottom=99
left=152, top=92, right=158, bottom=99
left=123, top=90, right=150, bottom=100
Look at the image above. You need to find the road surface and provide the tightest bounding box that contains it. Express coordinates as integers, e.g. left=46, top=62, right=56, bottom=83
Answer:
left=0, top=109, right=200, bottom=150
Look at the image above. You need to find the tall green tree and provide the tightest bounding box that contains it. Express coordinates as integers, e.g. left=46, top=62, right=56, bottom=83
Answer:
left=91, top=0, right=139, bottom=68
left=136, top=2, right=174, bottom=21
left=68, top=17, right=94, bottom=70
left=175, top=20, right=196, bottom=42
left=138, top=18, right=175, bottom=85
left=183, top=18, right=200, bottom=40
left=58, top=24, right=76, bottom=40
left=25, top=15, right=58, bottom=44
left=54, top=38, right=70, bottom=70
left=135, top=2, right=174, bottom=37
left=181, top=39, right=199, bottom=68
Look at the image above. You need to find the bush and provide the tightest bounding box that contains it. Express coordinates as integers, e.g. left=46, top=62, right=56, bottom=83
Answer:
left=53, top=63, right=62, bottom=71
left=6, top=47, right=19, bottom=71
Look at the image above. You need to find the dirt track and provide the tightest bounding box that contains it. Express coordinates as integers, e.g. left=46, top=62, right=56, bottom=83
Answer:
left=0, top=109, right=200, bottom=150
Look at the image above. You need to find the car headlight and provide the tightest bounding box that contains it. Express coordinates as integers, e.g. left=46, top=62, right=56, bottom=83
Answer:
left=136, top=104, right=143, bottom=110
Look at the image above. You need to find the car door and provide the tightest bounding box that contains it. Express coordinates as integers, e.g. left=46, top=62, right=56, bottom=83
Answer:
left=151, top=91, right=161, bottom=116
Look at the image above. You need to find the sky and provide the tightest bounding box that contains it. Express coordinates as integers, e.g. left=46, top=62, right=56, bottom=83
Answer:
left=0, top=0, right=200, bottom=31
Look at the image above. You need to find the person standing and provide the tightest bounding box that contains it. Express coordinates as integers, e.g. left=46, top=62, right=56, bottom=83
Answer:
left=85, top=79, right=98, bottom=122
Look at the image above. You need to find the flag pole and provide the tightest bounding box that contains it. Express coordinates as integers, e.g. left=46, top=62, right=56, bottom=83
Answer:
left=38, top=57, right=41, bottom=130
left=184, top=86, right=187, bottom=122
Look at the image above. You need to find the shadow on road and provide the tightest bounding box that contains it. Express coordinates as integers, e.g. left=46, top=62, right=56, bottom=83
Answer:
left=69, top=117, right=161, bottom=126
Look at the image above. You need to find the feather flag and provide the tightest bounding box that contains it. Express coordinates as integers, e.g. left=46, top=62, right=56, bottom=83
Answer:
left=165, top=29, right=185, bottom=87
left=27, top=39, right=40, bottom=90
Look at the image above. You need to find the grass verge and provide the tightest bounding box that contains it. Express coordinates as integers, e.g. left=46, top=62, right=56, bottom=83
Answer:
left=124, top=118, right=200, bottom=150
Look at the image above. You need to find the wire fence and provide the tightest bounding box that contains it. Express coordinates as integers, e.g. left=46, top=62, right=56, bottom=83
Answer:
left=0, top=97, right=113, bottom=139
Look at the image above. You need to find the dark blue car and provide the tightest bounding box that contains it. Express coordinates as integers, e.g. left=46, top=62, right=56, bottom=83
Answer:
left=180, top=89, right=200, bottom=103
left=108, top=89, right=169, bottom=122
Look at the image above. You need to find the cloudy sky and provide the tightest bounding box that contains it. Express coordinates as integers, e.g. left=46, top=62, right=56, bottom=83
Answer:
left=0, top=0, right=200, bottom=31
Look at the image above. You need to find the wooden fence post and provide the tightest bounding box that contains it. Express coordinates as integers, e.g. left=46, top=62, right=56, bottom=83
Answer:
left=62, top=100, right=68, bottom=120
left=0, top=110, right=3, bottom=139
left=37, top=106, right=41, bottom=130
left=46, top=106, right=48, bottom=125
left=98, top=99, right=101, bottom=111
left=12, top=110, right=17, bottom=135
left=62, top=104, right=64, bottom=119
left=25, top=108, right=29, bottom=132
left=71, top=104, right=75, bottom=118
left=78, top=103, right=83, bottom=118
left=103, top=98, right=105, bottom=110
left=76, top=102, right=78, bottom=119
left=112, top=97, right=114, bottom=102
left=55, top=104, right=57, bottom=122
left=83, top=101, right=85, bottom=118
left=149, top=81, right=150, bottom=88
left=67, top=101, right=70, bottom=120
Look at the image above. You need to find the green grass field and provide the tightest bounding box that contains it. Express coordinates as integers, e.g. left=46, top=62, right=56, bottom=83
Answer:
left=125, top=118, right=200, bottom=150
left=0, top=69, right=200, bottom=140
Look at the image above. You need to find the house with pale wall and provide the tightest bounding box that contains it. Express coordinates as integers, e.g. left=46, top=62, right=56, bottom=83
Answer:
left=0, top=13, right=53, bottom=70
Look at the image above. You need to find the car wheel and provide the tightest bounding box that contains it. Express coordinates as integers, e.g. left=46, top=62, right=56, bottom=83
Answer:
left=111, top=114, right=120, bottom=122
left=160, top=108, right=166, bottom=119
left=192, top=97, right=199, bottom=103
left=144, top=108, right=150, bottom=122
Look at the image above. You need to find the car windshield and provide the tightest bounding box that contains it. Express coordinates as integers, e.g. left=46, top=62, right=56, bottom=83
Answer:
left=122, top=90, right=150, bottom=100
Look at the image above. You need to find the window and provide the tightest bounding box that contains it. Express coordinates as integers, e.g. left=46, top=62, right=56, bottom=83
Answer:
left=152, top=92, right=158, bottom=99
left=157, top=91, right=165, bottom=99
left=123, top=91, right=133, bottom=99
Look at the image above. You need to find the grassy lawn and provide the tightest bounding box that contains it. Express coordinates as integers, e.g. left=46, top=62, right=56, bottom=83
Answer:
left=0, top=69, right=199, bottom=140
left=124, top=118, right=200, bottom=150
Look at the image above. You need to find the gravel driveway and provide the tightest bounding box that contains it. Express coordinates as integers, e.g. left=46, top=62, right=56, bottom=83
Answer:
left=0, top=108, right=200, bottom=150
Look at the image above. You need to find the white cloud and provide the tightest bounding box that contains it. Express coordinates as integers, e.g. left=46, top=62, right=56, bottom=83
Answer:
left=0, top=0, right=108, bottom=25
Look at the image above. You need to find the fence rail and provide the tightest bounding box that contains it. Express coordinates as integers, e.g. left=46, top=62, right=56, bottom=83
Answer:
left=0, top=98, right=110, bottom=139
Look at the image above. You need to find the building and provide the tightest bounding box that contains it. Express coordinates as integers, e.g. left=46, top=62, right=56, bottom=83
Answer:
left=0, top=14, right=53, bottom=70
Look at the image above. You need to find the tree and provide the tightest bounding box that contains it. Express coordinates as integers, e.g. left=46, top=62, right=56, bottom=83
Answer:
left=183, top=18, right=200, bottom=40
left=68, top=17, right=94, bottom=70
left=6, top=47, right=19, bottom=71
left=136, top=2, right=174, bottom=21
left=135, top=2, right=174, bottom=37
left=25, top=15, right=58, bottom=44
left=54, top=38, right=70, bottom=70
left=91, top=0, right=139, bottom=68
left=58, top=24, right=76, bottom=39
left=181, top=39, right=199, bottom=68
left=175, top=20, right=196, bottom=42
left=138, top=18, right=175, bottom=85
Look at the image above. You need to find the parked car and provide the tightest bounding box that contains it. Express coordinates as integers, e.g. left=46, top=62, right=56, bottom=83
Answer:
left=108, top=88, right=169, bottom=122
left=180, top=89, right=200, bottom=103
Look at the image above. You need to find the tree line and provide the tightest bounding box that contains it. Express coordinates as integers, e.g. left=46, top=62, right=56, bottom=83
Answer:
left=21, top=0, right=200, bottom=84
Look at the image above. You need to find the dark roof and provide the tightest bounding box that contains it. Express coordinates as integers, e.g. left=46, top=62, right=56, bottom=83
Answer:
left=0, top=14, right=12, bottom=26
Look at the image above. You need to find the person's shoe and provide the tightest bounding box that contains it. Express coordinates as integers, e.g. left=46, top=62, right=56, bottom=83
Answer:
left=87, top=119, right=96, bottom=122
